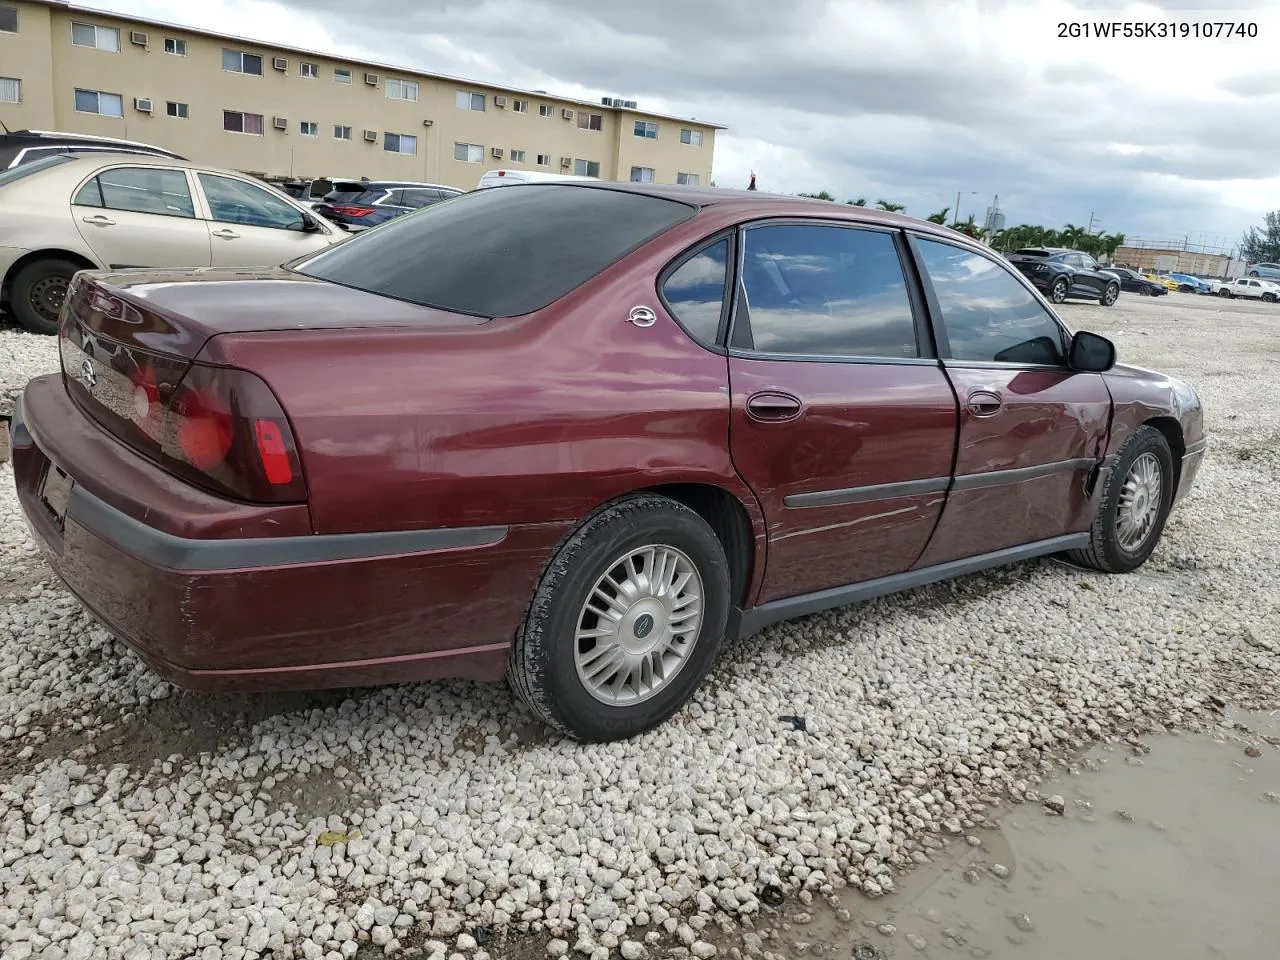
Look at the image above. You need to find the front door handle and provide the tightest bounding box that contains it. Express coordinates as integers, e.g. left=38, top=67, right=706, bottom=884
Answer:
left=746, top=391, right=803, bottom=422
left=81, top=215, right=116, bottom=226
left=211, top=228, right=241, bottom=239
left=966, top=390, right=1003, bottom=417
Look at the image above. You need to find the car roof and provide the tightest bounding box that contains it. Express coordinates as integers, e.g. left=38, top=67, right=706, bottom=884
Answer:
left=336, top=180, right=460, bottom=190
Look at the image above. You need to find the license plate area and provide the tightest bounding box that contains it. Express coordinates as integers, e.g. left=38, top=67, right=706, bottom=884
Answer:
left=40, top=463, right=74, bottom=528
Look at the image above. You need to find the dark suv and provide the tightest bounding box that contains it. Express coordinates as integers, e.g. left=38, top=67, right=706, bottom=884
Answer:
left=312, top=180, right=463, bottom=231
left=1006, top=247, right=1121, bottom=306
left=0, top=129, right=184, bottom=170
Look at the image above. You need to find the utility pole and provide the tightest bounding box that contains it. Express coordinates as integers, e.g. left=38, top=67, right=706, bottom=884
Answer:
left=1086, top=211, right=1098, bottom=234
left=954, top=190, right=961, bottom=226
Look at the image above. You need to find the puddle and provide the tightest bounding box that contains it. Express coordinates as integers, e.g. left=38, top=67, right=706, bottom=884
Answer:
left=792, top=712, right=1280, bottom=959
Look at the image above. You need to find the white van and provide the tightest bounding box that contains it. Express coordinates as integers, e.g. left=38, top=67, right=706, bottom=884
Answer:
left=476, top=169, right=601, bottom=189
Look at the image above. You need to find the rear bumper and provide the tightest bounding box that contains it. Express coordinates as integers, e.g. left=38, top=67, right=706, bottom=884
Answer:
left=11, top=375, right=569, bottom=691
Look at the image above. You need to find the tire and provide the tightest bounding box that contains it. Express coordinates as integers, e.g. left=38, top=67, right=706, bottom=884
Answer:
left=508, top=493, right=731, bottom=742
left=1218, top=288, right=1233, bottom=298
left=1264, top=293, right=1277, bottom=303
left=1101, top=282, right=1119, bottom=306
left=1049, top=277, right=1069, bottom=304
left=1070, top=426, right=1175, bottom=574
left=10, top=258, right=81, bottom=335
left=1248, top=270, right=1259, bottom=277
left=1138, top=285, right=1150, bottom=296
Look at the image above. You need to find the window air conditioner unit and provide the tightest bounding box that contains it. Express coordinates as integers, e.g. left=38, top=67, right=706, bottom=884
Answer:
left=559, top=156, right=572, bottom=167
left=561, top=108, right=574, bottom=120
left=130, top=31, right=148, bottom=47
left=133, top=97, right=153, bottom=113
left=364, top=72, right=379, bottom=86
left=273, top=57, right=288, bottom=71
left=363, top=129, right=377, bottom=141
left=493, top=96, right=507, bottom=108
left=273, top=116, right=288, bottom=129
left=491, top=147, right=504, bottom=159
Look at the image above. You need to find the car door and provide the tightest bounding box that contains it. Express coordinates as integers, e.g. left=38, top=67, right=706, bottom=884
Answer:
left=195, top=172, right=332, bottom=267
left=908, top=235, right=1112, bottom=567
left=1059, top=253, right=1095, bottom=297
left=1239, top=279, right=1259, bottom=298
left=1078, top=253, right=1109, bottom=296
left=70, top=165, right=212, bottom=270
left=724, top=220, right=958, bottom=604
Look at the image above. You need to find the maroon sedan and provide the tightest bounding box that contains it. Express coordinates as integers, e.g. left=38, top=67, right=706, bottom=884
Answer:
left=9, top=184, right=1206, bottom=741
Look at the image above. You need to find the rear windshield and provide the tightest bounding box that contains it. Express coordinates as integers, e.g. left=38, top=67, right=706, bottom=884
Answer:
left=0, top=153, right=75, bottom=188
left=294, top=185, right=697, bottom=317
left=1011, top=248, right=1050, bottom=258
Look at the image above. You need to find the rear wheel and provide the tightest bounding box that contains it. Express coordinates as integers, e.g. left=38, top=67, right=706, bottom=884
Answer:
left=1219, top=287, right=1233, bottom=298
left=10, top=258, right=82, bottom=335
left=1101, top=282, right=1119, bottom=306
left=1070, top=426, right=1174, bottom=574
left=508, top=494, right=730, bottom=741
left=1248, top=270, right=1260, bottom=277
left=1049, top=277, right=1069, bottom=303
left=1264, top=293, right=1277, bottom=303
left=1138, top=285, right=1150, bottom=296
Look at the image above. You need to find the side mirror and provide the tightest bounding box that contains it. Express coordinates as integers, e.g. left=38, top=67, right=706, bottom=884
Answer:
left=1068, top=330, right=1116, bottom=372
left=300, top=213, right=321, bottom=233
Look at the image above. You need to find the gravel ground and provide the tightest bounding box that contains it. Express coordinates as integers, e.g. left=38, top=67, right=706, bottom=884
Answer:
left=1, top=293, right=1278, bottom=960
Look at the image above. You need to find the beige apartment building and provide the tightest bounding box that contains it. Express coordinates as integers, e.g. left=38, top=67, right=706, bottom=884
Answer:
left=0, top=0, right=723, bottom=190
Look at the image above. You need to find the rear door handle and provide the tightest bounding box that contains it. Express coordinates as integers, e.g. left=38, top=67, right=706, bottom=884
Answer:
left=211, top=229, right=241, bottom=239
left=966, top=390, right=1003, bottom=417
left=81, top=215, right=116, bottom=226
left=746, top=391, right=803, bottom=422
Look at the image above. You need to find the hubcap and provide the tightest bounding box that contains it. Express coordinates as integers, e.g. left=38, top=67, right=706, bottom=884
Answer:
left=1105, top=286, right=1117, bottom=304
left=30, top=275, right=69, bottom=322
left=1116, top=452, right=1163, bottom=552
left=1052, top=281, right=1067, bottom=302
left=574, top=544, right=704, bottom=705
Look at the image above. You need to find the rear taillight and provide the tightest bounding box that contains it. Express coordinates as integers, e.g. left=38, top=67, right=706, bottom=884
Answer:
left=330, top=204, right=374, bottom=217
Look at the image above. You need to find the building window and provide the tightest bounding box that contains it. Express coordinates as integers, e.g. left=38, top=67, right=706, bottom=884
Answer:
left=577, top=112, right=603, bottom=131
left=334, top=125, right=352, bottom=140
left=334, top=68, right=351, bottom=84
left=74, top=89, right=123, bottom=117
left=539, top=104, right=552, bottom=118
left=223, top=110, right=264, bottom=135
left=634, top=120, right=658, bottom=139
left=300, top=121, right=319, bottom=136
left=0, top=78, right=19, bottom=104
left=0, top=5, right=16, bottom=33
left=222, top=49, right=263, bottom=76
left=510, top=149, right=526, bottom=163
left=385, top=132, right=417, bottom=155
left=166, top=100, right=189, bottom=119
left=536, top=153, right=551, bottom=166
left=630, top=166, right=655, bottom=183
left=300, top=61, right=319, bottom=79
left=676, top=172, right=700, bottom=186
left=512, top=99, right=528, bottom=114
left=386, top=78, right=418, bottom=101
left=455, top=91, right=485, bottom=111
left=680, top=128, right=704, bottom=146
left=163, top=37, right=186, bottom=55
left=71, top=22, right=120, bottom=51
left=574, top=159, right=601, bottom=177
left=454, top=142, right=483, bottom=163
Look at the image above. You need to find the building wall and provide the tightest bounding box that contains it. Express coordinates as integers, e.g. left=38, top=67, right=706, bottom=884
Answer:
left=1113, top=246, right=1233, bottom=277
left=0, top=0, right=721, bottom=190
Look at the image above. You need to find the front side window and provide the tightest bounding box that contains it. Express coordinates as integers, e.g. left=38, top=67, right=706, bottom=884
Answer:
left=222, top=110, right=264, bottom=135
left=222, top=49, right=263, bottom=75
left=0, top=77, right=19, bottom=104
left=163, top=37, right=186, bottom=55
left=663, top=238, right=729, bottom=343
left=916, top=237, right=1067, bottom=365
left=384, top=133, right=417, bottom=155
left=198, top=173, right=304, bottom=230
left=456, top=91, right=485, bottom=111
left=634, top=120, right=658, bottom=139
left=574, top=159, right=600, bottom=177
left=75, top=167, right=196, bottom=218
left=577, top=112, right=603, bottom=131
left=400, top=188, right=449, bottom=209
left=386, top=79, right=418, bottom=101
left=453, top=142, right=482, bottom=163
left=72, top=22, right=119, bottom=50
left=295, top=185, right=696, bottom=318
left=74, top=89, right=123, bottom=117
left=630, top=166, right=654, bottom=183
left=680, top=128, right=703, bottom=146
left=738, top=224, right=919, bottom=359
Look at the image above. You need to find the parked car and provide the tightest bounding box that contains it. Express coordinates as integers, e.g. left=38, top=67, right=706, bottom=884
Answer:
left=8, top=183, right=1207, bottom=741
left=1143, top=272, right=1180, bottom=292
left=311, top=180, right=463, bottom=231
left=0, top=152, right=344, bottom=333
left=1245, top=262, right=1280, bottom=279
left=1166, top=272, right=1212, bottom=294
left=1006, top=247, right=1121, bottom=305
left=1101, top=266, right=1168, bottom=297
left=0, top=128, right=185, bottom=170
left=1209, top=276, right=1280, bottom=301
left=477, top=169, right=601, bottom=188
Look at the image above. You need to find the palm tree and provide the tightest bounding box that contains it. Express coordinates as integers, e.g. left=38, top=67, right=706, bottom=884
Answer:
left=876, top=200, right=906, bottom=212
left=926, top=207, right=950, bottom=224
left=846, top=198, right=867, bottom=206
left=798, top=190, right=836, bottom=201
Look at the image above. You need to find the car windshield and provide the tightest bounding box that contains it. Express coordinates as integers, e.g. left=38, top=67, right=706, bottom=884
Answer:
left=0, top=153, right=75, bottom=189
left=294, top=185, right=697, bottom=317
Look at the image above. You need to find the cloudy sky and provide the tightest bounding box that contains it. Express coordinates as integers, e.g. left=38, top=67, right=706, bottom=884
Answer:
left=92, top=0, right=1280, bottom=248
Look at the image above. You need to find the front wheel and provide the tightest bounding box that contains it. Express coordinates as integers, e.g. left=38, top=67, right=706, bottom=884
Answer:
left=1069, top=426, right=1174, bottom=574
left=1049, top=277, right=1069, bottom=303
left=1138, top=285, right=1151, bottom=296
left=10, top=258, right=82, bottom=335
left=508, top=494, right=730, bottom=742
left=1101, top=282, right=1119, bottom=306
left=1218, top=287, right=1233, bottom=298
left=1264, top=293, right=1277, bottom=303
left=1248, top=270, right=1260, bottom=277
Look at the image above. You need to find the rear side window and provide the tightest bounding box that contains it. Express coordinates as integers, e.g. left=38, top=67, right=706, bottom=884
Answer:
left=296, top=185, right=696, bottom=317
left=916, top=238, right=1067, bottom=365
left=737, top=223, right=919, bottom=358
left=662, top=238, right=729, bottom=343
left=74, top=167, right=196, bottom=218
